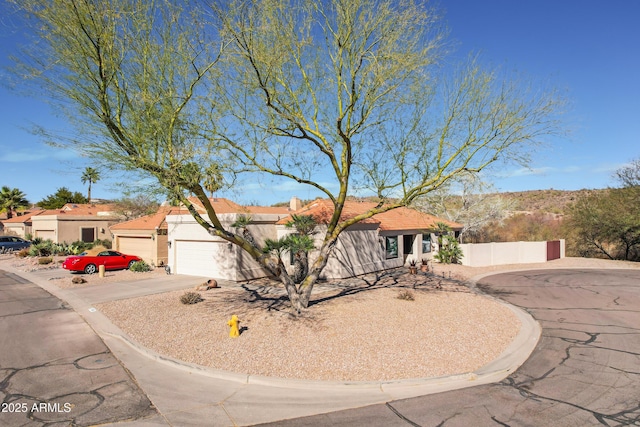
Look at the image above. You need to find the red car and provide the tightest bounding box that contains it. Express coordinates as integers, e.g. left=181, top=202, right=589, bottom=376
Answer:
left=62, top=250, right=142, bottom=274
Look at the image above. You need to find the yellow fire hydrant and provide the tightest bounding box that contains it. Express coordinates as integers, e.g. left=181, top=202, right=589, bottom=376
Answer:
left=227, top=315, right=240, bottom=338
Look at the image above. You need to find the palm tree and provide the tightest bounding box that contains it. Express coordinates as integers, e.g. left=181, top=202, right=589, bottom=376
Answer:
left=284, top=215, right=317, bottom=283
left=0, top=186, right=29, bottom=219
left=231, top=214, right=257, bottom=246
left=203, top=164, right=223, bottom=198
left=81, top=167, right=100, bottom=202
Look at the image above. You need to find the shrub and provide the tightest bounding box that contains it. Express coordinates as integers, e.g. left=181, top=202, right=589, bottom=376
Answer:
left=397, top=289, right=415, bottom=301
left=29, top=240, right=55, bottom=257
left=38, top=257, right=53, bottom=265
left=129, top=260, right=152, bottom=272
left=16, top=248, right=29, bottom=258
left=180, top=291, right=203, bottom=305
left=94, top=239, right=112, bottom=249
left=69, top=240, right=93, bottom=254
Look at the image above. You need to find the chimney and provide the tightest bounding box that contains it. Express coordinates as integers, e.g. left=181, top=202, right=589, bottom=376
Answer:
left=290, top=196, right=302, bottom=211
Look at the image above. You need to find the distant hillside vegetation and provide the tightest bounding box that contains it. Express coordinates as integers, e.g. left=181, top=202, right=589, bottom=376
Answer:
left=497, top=189, right=608, bottom=216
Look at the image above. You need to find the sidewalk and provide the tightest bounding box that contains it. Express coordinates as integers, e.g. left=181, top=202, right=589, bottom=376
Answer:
left=3, top=264, right=541, bottom=426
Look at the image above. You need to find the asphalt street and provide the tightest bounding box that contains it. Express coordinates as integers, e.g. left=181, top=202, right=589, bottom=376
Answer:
left=0, top=270, right=157, bottom=426
left=259, top=269, right=640, bottom=427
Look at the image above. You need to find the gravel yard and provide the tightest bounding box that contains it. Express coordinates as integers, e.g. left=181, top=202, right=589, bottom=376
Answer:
left=4, top=254, right=638, bottom=382
left=96, top=276, right=520, bottom=382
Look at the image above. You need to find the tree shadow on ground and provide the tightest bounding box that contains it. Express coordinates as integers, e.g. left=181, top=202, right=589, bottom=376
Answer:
left=212, top=268, right=474, bottom=316
left=475, top=282, right=521, bottom=297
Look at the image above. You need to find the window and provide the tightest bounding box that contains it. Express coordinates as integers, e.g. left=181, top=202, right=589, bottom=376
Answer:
left=422, top=233, right=431, bottom=253
left=385, top=236, right=398, bottom=259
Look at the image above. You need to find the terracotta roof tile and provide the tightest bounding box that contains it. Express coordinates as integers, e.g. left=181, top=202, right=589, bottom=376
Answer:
left=1, top=210, right=44, bottom=223
left=277, top=199, right=462, bottom=231
left=110, top=206, right=187, bottom=231
left=35, top=203, right=118, bottom=217
left=241, top=205, right=291, bottom=215
left=112, top=198, right=289, bottom=231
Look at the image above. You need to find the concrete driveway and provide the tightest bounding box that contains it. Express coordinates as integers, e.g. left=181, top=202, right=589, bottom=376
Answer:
left=260, top=269, right=640, bottom=426
left=0, top=270, right=157, bottom=426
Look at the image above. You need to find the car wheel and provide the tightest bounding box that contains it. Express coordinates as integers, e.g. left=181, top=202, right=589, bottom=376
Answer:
left=84, top=264, right=97, bottom=274
left=128, top=260, right=137, bottom=269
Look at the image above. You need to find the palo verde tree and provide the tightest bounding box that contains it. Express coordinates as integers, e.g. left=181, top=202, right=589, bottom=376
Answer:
left=211, top=0, right=564, bottom=311
left=415, top=172, right=513, bottom=242
left=11, top=0, right=565, bottom=313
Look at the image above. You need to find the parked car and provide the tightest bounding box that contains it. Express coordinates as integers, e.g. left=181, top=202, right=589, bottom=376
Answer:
left=0, top=236, right=31, bottom=253
left=62, top=250, right=142, bottom=274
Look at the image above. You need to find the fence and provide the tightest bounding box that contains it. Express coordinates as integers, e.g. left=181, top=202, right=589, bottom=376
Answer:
left=458, top=240, right=565, bottom=267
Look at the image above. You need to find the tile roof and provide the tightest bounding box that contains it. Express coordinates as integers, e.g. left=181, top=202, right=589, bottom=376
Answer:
left=111, top=198, right=290, bottom=231
left=240, top=205, right=291, bottom=215
left=188, top=197, right=245, bottom=214
left=1, top=210, right=44, bottom=224
left=110, top=206, right=188, bottom=231
left=277, top=199, right=462, bottom=231
left=34, top=203, right=118, bottom=217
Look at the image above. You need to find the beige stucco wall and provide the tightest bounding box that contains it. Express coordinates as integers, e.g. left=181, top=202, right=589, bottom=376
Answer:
left=112, top=229, right=168, bottom=266
left=458, top=240, right=565, bottom=267
left=32, top=215, right=118, bottom=243
left=2, top=223, right=29, bottom=238
left=275, top=225, right=436, bottom=280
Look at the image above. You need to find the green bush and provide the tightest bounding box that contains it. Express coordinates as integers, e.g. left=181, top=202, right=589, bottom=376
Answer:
left=29, top=240, right=55, bottom=257
left=38, top=257, right=53, bottom=265
left=129, top=260, right=152, bottom=272
left=94, top=239, right=112, bottom=249
left=69, top=240, right=93, bottom=254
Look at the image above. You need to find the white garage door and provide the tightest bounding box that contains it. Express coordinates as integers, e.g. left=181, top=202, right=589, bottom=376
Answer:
left=174, top=240, right=229, bottom=278
left=118, top=236, right=153, bottom=262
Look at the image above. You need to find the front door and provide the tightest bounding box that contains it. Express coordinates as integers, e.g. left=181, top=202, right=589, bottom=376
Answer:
left=81, top=227, right=95, bottom=243
left=403, top=234, right=415, bottom=261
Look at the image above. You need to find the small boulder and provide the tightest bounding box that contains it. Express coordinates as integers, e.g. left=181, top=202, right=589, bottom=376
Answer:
left=195, top=279, right=218, bottom=292
left=72, top=277, right=87, bottom=284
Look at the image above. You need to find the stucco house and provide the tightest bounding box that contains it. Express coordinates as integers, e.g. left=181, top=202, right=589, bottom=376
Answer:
left=0, top=210, right=44, bottom=238
left=110, top=205, right=187, bottom=266
left=275, top=199, right=463, bottom=279
left=30, top=203, right=121, bottom=243
left=165, top=198, right=291, bottom=279
left=166, top=197, right=462, bottom=280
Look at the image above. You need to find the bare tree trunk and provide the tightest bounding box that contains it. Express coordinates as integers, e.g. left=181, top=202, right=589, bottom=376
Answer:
left=292, top=251, right=309, bottom=284
left=286, top=239, right=336, bottom=314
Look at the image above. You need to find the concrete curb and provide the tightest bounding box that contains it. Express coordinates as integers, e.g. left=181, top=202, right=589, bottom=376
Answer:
left=4, top=263, right=541, bottom=399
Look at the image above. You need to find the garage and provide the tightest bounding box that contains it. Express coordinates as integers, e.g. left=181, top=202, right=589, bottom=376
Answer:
left=174, top=240, right=231, bottom=278
left=117, top=236, right=153, bottom=262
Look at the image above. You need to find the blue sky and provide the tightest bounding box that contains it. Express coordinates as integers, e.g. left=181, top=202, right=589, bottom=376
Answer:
left=1, top=0, right=639, bottom=205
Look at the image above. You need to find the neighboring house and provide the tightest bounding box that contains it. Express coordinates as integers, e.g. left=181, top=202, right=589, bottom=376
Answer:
left=166, top=198, right=291, bottom=280
left=275, top=199, right=463, bottom=279
left=31, top=203, right=121, bottom=244
left=167, top=197, right=462, bottom=281
left=110, top=205, right=187, bottom=266
left=0, top=210, right=44, bottom=238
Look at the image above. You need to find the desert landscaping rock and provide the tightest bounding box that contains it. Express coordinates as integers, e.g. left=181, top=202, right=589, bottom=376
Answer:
left=97, top=274, right=522, bottom=382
